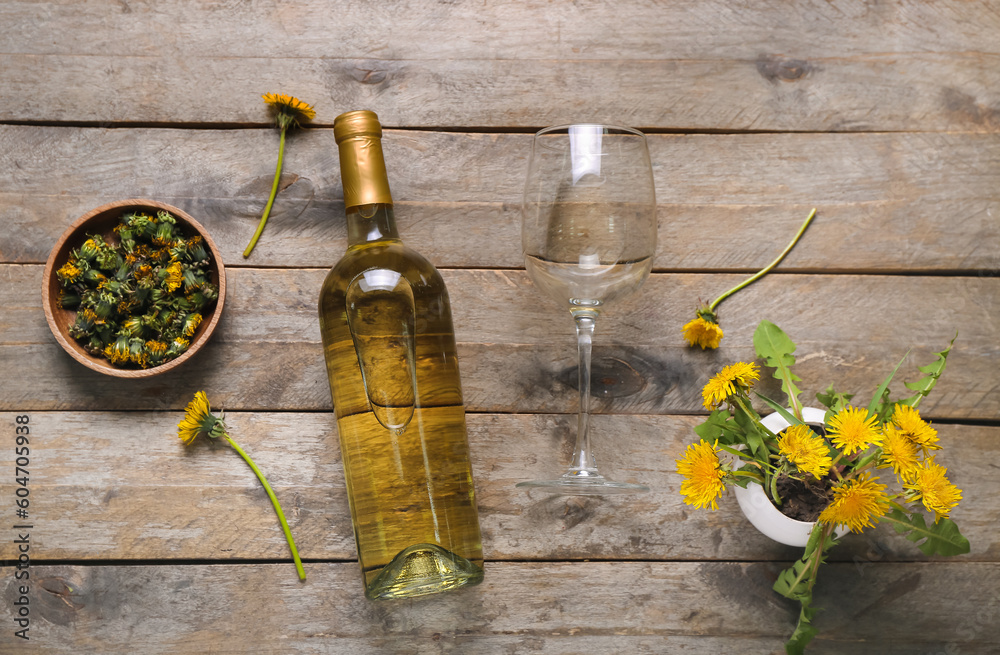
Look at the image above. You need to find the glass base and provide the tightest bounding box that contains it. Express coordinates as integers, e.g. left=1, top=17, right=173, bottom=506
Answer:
left=365, top=543, right=484, bottom=601
left=516, top=470, right=649, bottom=495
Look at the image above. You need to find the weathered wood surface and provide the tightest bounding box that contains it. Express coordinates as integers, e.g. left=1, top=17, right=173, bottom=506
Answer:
left=1, top=1, right=998, bottom=131
left=2, top=561, right=999, bottom=654
left=2, top=126, right=998, bottom=271
left=0, top=412, right=994, bottom=564
left=6, top=0, right=999, bottom=59
left=3, top=265, right=996, bottom=417
left=2, top=0, right=998, bottom=651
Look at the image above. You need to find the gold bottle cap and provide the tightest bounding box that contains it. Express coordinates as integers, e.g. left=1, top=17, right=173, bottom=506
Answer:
left=334, top=110, right=393, bottom=209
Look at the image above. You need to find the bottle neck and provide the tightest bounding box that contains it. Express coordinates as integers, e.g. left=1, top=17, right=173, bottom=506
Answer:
left=346, top=203, right=401, bottom=247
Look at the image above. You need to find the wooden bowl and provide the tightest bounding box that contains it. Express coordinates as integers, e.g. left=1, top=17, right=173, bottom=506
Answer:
left=42, top=199, right=226, bottom=378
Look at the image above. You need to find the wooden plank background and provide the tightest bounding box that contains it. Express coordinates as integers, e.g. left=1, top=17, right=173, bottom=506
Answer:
left=2, top=127, right=999, bottom=271
left=1, top=0, right=998, bottom=653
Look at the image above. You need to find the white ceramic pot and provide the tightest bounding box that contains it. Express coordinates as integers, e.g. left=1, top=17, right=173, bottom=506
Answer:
left=733, top=407, right=847, bottom=547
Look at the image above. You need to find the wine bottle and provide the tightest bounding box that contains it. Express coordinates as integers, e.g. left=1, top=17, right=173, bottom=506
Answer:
left=319, top=110, right=484, bottom=600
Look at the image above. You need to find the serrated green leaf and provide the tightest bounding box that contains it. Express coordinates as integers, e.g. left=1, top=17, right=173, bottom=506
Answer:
left=732, top=405, right=767, bottom=457
left=754, top=320, right=803, bottom=417
left=775, top=523, right=833, bottom=655
left=785, top=606, right=819, bottom=655
left=883, top=508, right=971, bottom=557
left=816, top=384, right=855, bottom=414
left=773, top=557, right=814, bottom=601
left=694, top=409, right=736, bottom=442
left=898, top=335, right=956, bottom=409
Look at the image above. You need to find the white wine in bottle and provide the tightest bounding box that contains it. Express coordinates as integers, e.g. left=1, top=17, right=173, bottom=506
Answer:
left=319, top=110, right=484, bottom=600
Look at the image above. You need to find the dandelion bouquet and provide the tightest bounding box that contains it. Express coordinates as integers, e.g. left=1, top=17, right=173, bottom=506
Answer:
left=676, top=320, right=969, bottom=654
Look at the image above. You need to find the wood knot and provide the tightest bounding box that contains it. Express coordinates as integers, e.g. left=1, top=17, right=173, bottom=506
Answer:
left=941, top=87, right=1000, bottom=127
left=34, top=576, right=86, bottom=626
left=590, top=356, right=647, bottom=398
left=756, top=55, right=814, bottom=83
left=558, top=356, right=647, bottom=399
left=351, top=65, right=389, bottom=85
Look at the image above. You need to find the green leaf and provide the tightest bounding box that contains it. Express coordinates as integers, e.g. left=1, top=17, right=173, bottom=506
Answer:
left=753, top=321, right=803, bottom=418
left=816, top=385, right=855, bottom=414
left=756, top=392, right=804, bottom=430
left=851, top=450, right=880, bottom=473
left=774, top=523, right=836, bottom=655
left=773, top=556, right=814, bottom=601
left=865, top=353, right=909, bottom=422
left=898, top=335, right=956, bottom=409
left=694, top=409, right=737, bottom=443
left=883, top=508, right=971, bottom=557
left=732, top=403, right=767, bottom=457
left=773, top=524, right=831, bottom=600
left=784, top=605, right=819, bottom=655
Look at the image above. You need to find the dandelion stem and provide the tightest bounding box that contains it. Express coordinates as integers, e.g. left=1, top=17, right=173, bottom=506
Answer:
left=243, top=126, right=288, bottom=258
left=806, top=522, right=837, bottom=593
left=730, top=469, right=766, bottom=483
left=708, top=208, right=817, bottom=312
left=225, top=434, right=306, bottom=581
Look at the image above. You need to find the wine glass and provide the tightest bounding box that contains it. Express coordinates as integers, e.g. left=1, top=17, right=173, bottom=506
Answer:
left=517, top=124, right=657, bottom=494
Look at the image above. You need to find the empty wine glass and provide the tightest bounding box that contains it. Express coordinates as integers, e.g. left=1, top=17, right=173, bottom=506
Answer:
left=517, top=124, right=657, bottom=494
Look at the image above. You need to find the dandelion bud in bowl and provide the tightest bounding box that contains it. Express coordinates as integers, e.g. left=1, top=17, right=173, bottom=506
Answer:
left=42, top=199, right=226, bottom=378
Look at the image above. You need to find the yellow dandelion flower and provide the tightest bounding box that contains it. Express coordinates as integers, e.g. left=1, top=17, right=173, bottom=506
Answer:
left=146, top=340, right=167, bottom=356
left=676, top=441, right=726, bottom=510
left=163, top=261, right=183, bottom=292
left=878, top=425, right=921, bottom=482
left=702, top=361, right=760, bottom=410
left=262, top=92, right=316, bottom=127
left=177, top=391, right=224, bottom=445
left=117, top=297, right=139, bottom=315
left=174, top=391, right=305, bottom=581
left=818, top=473, right=891, bottom=533
left=57, top=261, right=83, bottom=283
left=904, top=460, right=962, bottom=522
left=80, top=238, right=99, bottom=259
left=104, top=344, right=129, bottom=365
left=827, top=406, right=882, bottom=455
left=169, top=336, right=190, bottom=354
left=102, top=336, right=131, bottom=366
left=891, top=404, right=940, bottom=453
left=682, top=315, right=724, bottom=350
left=778, top=424, right=833, bottom=479
left=245, top=93, right=317, bottom=259
left=183, top=313, right=204, bottom=337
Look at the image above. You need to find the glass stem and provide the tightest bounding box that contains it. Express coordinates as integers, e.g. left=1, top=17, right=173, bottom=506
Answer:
left=570, top=313, right=599, bottom=475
